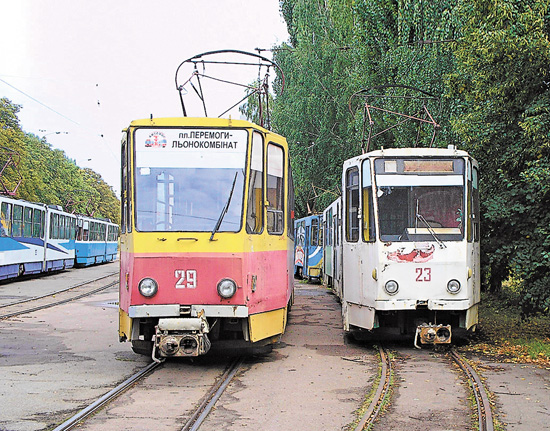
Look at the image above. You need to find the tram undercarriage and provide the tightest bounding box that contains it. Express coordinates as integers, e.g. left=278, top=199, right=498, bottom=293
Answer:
left=347, top=308, right=475, bottom=347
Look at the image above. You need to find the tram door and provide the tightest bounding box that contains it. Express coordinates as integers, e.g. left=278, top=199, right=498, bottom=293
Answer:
left=304, top=225, right=310, bottom=274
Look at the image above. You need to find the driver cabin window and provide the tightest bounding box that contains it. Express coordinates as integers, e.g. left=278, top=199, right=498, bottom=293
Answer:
left=246, top=131, right=264, bottom=234
left=266, top=143, right=284, bottom=235
left=345, top=167, right=360, bottom=242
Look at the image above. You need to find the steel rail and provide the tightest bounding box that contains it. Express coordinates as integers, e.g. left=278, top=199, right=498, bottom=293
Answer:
left=0, top=271, right=118, bottom=309
left=181, top=357, right=244, bottom=431
left=52, top=361, right=161, bottom=431
left=451, top=349, right=494, bottom=431
left=354, top=345, right=392, bottom=431
left=0, top=279, right=118, bottom=320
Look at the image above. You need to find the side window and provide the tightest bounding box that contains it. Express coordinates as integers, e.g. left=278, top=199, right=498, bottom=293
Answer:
left=13, top=205, right=23, bottom=237
left=60, top=216, right=66, bottom=240
left=23, top=207, right=33, bottom=238
left=287, top=162, right=295, bottom=240
left=1, top=202, right=12, bottom=237
left=32, top=209, right=42, bottom=238
left=121, top=139, right=127, bottom=234
left=53, top=214, right=59, bottom=239
left=362, top=160, right=376, bottom=242
left=345, top=167, right=360, bottom=242
left=311, top=218, right=319, bottom=246
left=266, top=143, right=284, bottom=235
left=83, top=221, right=89, bottom=241
left=472, top=165, right=480, bottom=242
left=246, top=131, right=264, bottom=234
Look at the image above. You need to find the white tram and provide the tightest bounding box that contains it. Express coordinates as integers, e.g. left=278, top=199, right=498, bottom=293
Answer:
left=332, top=146, right=480, bottom=346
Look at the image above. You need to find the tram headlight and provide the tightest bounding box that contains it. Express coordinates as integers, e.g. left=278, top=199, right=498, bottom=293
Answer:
left=447, top=279, right=461, bottom=294
left=138, top=278, right=158, bottom=298
left=384, top=280, right=399, bottom=295
left=217, top=278, right=237, bottom=299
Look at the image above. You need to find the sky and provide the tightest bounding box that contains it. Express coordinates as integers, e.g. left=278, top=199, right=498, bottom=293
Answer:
left=0, top=1, right=289, bottom=195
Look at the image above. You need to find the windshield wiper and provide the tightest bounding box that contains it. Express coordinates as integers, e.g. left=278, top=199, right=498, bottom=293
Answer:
left=416, top=213, right=447, bottom=249
left=210, top=172, right=238, bottom=241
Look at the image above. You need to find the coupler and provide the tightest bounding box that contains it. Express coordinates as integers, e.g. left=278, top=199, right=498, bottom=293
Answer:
left=152, top=314, right=211, bottom=361
left=414, top=323, right=451, bottom=349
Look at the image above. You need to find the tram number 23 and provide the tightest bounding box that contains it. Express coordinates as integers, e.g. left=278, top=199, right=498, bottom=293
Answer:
left=415, top=268, right=431, bottom=282
left=175, top=270, right=197, bottom=289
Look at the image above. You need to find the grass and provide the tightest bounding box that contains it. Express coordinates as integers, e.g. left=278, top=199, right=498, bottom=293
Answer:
left=466, top=289, right=550, bottom=369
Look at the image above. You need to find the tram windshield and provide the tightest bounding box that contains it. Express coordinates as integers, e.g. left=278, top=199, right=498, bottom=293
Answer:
left=377, top=186, right=464, bottom=242
left=133, top=127, right=247, bottom=232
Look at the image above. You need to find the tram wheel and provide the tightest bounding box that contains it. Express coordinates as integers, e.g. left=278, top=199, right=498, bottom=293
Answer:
left=131, top=340, right=154, bottom=356
left=18, top=264, right=24, bottom=277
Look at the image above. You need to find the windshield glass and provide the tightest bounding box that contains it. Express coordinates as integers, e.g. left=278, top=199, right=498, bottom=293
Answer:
left=377, top=186, right=464, bottom=242
left=134, top=128, right=248, bottom=232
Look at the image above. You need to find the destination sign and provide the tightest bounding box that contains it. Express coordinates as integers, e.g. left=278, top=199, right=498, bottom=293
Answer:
left=135, top=128, right=248, bottom=169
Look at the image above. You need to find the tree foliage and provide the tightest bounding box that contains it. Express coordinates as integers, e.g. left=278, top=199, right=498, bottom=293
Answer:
left=261, top=0, right=550, bottom=315
left=447, top=0, right=550, bottom=315
left=0, top=97, right=120, bottom=224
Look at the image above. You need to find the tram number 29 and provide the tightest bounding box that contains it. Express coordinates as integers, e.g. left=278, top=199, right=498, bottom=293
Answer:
left=175, top=269, right=197, bottom=289
left=415, top=268, right=431, bottom=282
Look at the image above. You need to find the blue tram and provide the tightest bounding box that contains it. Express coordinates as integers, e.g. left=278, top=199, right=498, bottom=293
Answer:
left=0, top=196, right=76, bottom=279
left=0, top=193, right=119, bottom=280
left=75, top=215, right=119, bottom=266
left=294, top=214, right=323, bottom=281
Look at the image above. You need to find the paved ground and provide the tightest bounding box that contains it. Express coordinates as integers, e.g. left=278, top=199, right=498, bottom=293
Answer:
left=1, top=268, right=549, bottom=430
left=77, top=282, right=378, bottom=431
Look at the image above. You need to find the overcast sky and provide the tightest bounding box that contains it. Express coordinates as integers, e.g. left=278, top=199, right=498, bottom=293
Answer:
left=0, top=1, right=289, bottom=195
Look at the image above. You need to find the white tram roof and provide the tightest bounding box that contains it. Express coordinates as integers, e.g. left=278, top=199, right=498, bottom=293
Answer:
left=343, top=146, right=471, bottom=167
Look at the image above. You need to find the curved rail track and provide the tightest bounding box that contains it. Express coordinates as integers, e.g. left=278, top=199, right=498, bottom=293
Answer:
left=451, top=348, right=494, bottom=431
left=354, top=345, right=393, bottom=431
left=353, top=345, right=494, bottom=431
left=0, top=272, right=118, bottom=319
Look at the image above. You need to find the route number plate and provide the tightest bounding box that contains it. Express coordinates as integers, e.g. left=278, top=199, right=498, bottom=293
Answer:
left=175, top=269, right=197, bottom=288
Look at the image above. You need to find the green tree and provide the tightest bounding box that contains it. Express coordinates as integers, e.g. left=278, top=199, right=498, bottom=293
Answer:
left=446, top=0, right=550, bottom=314
left=0, top=97, right=120, bottom=224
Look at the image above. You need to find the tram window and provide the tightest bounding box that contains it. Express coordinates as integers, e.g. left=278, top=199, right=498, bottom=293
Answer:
left=13, top=205, right=23, bottom=237
left=266, top=143, right=284, bottom=235
left=246, top=132, right=264, bottom=234
left=472, top=165, right=480, bottom=242
left=121, top=140, right=127, bottom=234
left=1, top=202, right=12, bottom=237
left=311, top=218, right=319, bottom=246
left=83, top=221, right=89, bottom=241
left=325, top=208, right=334, bottom=245
left=61, top=216, right=67, bottom=239
left=378, top=185, right=464, bottom=241
left=287, top=163, right=295, bottom=240
left=362, top=160, right=376, bottom=242
left=345, top=167, right=360, bottom=242
left=53, top=214, right=60, bottom=239
left=23, top=207, right=33, bottom=237
left=32, top=210, right=42, bottom=238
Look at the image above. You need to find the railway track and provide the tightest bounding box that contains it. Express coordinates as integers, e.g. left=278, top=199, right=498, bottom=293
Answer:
left=353, top=345, right=494, bottom=431
left=450, top=348, right=494, bottom=431
left=52, top=361, right=162, bottom=431
left=50, top=356, right=243, bottom=431
left=0, top=272, right=118, bottom=319
left=181, top=356, right=244, bottom=430
left=354, top=345, right=393, bottom=431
